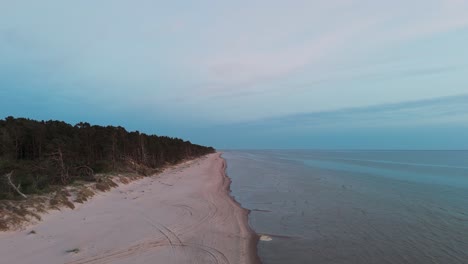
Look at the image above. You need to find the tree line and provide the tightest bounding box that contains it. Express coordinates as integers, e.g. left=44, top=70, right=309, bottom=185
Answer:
left=0, top=116, right=215, bottom=199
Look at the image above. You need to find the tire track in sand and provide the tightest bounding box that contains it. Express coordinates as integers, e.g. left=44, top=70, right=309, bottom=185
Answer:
left=67, top=209, right=229, bottom=264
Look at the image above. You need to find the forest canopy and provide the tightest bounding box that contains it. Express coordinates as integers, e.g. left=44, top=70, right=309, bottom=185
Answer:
left=0, top=116, right=215, bottom=199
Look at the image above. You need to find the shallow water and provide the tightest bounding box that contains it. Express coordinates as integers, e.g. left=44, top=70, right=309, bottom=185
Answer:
left=223, top=150, right=468, bottom=264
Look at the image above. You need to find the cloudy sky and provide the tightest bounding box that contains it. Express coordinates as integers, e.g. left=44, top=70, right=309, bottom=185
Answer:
left=1, top=0, right=467, bottom=149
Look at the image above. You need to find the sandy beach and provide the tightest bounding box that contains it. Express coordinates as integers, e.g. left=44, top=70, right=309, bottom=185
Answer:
left=0, top=153, right=259, bottom=264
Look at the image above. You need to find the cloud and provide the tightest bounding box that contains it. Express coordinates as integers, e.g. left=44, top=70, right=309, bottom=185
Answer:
left=193, top=11, right=381, bottom=94
left=236, top=94, right=468, bottom=130
left=1, top=0, right=468, bottom=127
left=178, top=0, right=468, bottom=103
left=203, top=23, right=368, bottom=86
left=377, top=1, right=468, bottom=45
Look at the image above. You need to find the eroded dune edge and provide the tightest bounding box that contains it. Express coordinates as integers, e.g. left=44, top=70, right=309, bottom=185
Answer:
left=0, top=153, right=261, bottom=264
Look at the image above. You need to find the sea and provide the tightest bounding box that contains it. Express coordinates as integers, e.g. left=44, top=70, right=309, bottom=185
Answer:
left=222, top=150, right=468, bottom=264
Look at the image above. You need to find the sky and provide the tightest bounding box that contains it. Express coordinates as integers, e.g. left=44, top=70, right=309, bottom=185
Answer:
left=1, top=0, right=467, bottom=149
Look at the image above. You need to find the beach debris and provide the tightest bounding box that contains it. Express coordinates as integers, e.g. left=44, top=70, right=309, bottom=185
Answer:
left=259, top=235, right=273, bottom=241
left=65, top=248, right=80, bottom=254
left=4, top=171, right=28, bottom=199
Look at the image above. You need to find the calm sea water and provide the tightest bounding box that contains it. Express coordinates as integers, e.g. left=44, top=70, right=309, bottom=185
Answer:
left=223, top=150, right=468, bottom=264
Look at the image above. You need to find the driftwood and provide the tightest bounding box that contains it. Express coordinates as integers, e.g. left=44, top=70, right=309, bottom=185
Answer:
left=4, top=171, right=27, bottom=199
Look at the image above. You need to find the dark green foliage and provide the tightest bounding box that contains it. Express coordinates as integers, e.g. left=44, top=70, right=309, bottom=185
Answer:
left=0, top=116, right=215, bottom=198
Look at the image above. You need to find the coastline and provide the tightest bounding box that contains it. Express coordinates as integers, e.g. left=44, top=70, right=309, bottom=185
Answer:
left=219, top=156, right=262, bottom=264
left=0, top=152, right=261, bottom=264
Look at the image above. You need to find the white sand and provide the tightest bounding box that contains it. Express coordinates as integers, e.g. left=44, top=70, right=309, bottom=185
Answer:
left=0, top=153, right=259, bottom=264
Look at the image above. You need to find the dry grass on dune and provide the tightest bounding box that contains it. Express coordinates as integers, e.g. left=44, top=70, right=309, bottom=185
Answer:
left=95, top=177, right=118, bottom=192
left=0, top=198, right=44, bottom=231
left=0, top=173, right=146, bottom=231
left=74, top=187, right=95, bottom=204
left=50, top=190, right=75, bottom=210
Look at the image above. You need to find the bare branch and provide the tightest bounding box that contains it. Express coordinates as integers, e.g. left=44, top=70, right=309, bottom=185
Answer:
left=4, top=171, right=27, bottom=199
left=75, top=165, right=94, bottom=174
left=75, top=165, right=95, bottom=180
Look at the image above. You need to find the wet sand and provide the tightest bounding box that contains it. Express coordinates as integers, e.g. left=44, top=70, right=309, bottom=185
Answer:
left=0, top=153, right=260, bottom=264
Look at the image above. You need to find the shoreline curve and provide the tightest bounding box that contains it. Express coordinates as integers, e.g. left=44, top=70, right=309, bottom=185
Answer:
left=219, top=153, right=262, bottom=264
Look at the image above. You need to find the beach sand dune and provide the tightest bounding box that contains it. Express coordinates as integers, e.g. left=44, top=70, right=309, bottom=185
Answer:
left=0, top=153, right=259, bottom=264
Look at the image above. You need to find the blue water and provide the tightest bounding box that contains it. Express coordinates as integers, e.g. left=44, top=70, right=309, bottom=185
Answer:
left=223, top=150, right=468, bottom=264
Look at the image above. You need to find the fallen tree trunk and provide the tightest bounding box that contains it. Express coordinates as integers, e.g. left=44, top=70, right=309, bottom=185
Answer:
left=4, top=171, right=27, bottom=199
